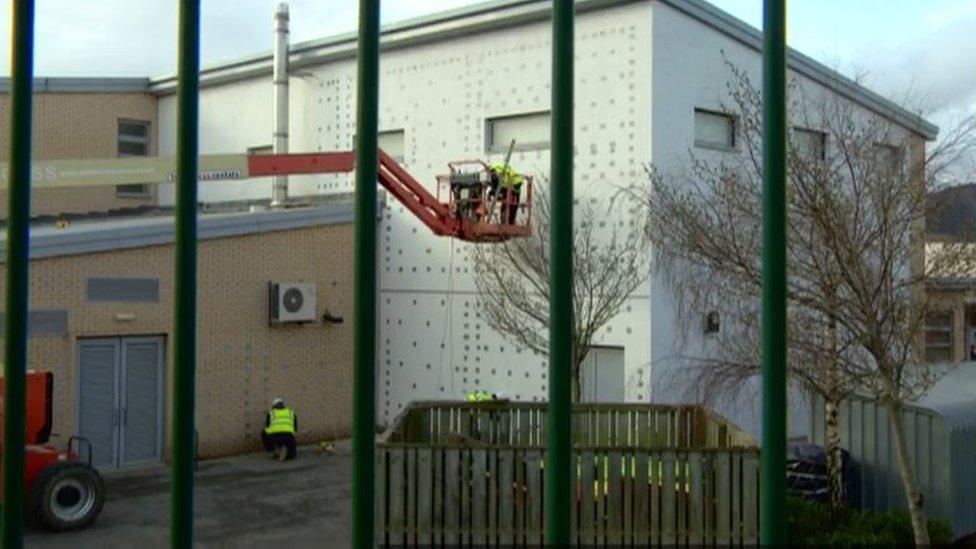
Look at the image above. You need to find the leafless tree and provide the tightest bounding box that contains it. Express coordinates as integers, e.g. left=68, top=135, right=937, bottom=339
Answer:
left=637, top=59, right=976, bottom=543
left=472, top=182, right=649, bottom=401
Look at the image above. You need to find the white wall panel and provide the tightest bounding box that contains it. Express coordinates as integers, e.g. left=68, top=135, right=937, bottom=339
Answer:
left=647, top=1, right=914, bottom=439
left=156, top=2, right=655, bottom=424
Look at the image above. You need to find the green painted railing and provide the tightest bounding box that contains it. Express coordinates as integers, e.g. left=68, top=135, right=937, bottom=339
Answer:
left=2, top=1, right=35, bottom=547
left=760, top=0, right=788, bottom=543
left=352, top=1, right=381, bottom=548
left=170, top=1, right=201, bottom=547
left=547, top=0, right=575, bottom=544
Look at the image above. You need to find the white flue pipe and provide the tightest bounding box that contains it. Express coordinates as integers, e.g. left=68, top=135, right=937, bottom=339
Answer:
left=271, top=2, right=289, bottom=207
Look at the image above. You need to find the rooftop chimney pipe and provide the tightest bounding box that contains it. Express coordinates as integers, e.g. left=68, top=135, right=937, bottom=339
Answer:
left=271, top=3, right=289, bottom=207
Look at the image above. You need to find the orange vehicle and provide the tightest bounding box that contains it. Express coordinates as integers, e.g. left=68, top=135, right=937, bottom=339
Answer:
left=0, top=371, right=104, bottom=531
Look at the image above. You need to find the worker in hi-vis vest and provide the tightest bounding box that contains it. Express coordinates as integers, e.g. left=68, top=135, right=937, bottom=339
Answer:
left=261, top=397, right=298, bottom=461
left=466, top=390, right=495, bottom=402
left=489, top=163, right=524, bottom=224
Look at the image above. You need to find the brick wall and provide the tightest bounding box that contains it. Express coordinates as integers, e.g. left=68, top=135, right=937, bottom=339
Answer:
left=0, top=92, right=159, bottom=217
left=0, top=219, right=354, bottom=459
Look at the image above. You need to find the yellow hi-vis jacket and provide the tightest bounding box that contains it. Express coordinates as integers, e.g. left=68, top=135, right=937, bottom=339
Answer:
left=466, top=391, right=494, bottom=402
left=490, top=164, right=524, bottom=191
left=265, top=407, right=296, bottom=435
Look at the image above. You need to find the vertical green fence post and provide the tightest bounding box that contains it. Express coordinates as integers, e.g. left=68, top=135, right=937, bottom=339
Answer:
left=546, top=0, right=574, bottom=544
left=761, top=0, right=787, bottom=544
left=352, top=0, right=380, bottom=547
left=2, top=1, right=35, bottom=547
left=171, top=0, right=201, bottom=547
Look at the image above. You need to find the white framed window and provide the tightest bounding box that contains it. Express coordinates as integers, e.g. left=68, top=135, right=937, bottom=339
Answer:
left=116, top=119, right=151, bottom=198
left=793, top=127, right=827, bottom=161
left=924, top=311, right=954, bottom=363
left=485, top=111, right=551, bottom=153
left=694, top=109, right=736, bottom=151
left=378, top=129, right=406, bottom=162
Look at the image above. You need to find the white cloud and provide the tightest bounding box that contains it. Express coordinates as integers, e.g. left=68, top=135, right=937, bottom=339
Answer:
left=0, top=0, right=478, bottom=77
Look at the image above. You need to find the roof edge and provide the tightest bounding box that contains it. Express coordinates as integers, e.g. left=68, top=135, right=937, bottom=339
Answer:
left=0, top=77, right=151, bottom=94
left=657, top=0, right=939, bottom=139
left=0, top=200, right=369, bottom=263
left=147, top=0, right=632, bottom=93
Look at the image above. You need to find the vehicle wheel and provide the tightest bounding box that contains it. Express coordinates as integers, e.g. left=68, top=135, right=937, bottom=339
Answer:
left=27, top=462, right=105, bottom=531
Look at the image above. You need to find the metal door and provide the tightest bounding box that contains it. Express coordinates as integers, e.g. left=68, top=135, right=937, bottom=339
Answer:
left=581, top=346, right=625, bottom=402
left=77, top=336, right=164, bottom=469
left=77, top=339, right=121, bottom=468
left=120, top=338, right=164, bottom=465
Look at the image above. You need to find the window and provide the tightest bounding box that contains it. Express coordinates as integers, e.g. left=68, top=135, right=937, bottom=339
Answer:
left=116, top=119, right=151, bottom=198
left=694, top=109, right=736, bottom=150
left=248, top=145, right=273, bottom=156
left=794, top=127, right=826, bottom=161
left=486, top=111, right=551, bottom=153
left=704, top=311, right=720, bottom=334
left=873, top=143, right=903, bottom=178
left=924, top=311, right=954, bottom=363
left=378, top=129, right=406, bottom=162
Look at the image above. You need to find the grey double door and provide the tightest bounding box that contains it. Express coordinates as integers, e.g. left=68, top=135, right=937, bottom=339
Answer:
left=77, top=337, right=164, bottom=469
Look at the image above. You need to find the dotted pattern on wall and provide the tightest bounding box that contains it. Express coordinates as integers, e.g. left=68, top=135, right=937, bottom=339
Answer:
left=293, top=5, right=654, bottom=423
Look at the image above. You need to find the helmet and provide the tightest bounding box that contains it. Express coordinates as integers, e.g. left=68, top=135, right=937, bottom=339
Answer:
left=272, top=397, right=285, bottom=407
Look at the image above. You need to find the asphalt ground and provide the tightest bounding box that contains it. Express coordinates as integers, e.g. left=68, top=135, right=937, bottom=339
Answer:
left=25, top=442, right=353, bottom=549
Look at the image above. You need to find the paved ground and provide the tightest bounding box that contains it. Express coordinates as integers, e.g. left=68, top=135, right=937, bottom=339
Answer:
left=26, top=442, right=352, bottom=549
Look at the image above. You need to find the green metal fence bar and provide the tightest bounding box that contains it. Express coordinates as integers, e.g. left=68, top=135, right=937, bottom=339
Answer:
left=760, top=0, right=787, bottom=543
left=170, top=0, right=201, bottom=546
left=2, top=1, right=35, bottom=547
left=546, top=0, right=574, bottom=543
left=352, top=0, right=380, bottom=547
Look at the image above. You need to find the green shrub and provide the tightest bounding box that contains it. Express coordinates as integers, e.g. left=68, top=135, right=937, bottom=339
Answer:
left=787, top=496, right=953, bottom=545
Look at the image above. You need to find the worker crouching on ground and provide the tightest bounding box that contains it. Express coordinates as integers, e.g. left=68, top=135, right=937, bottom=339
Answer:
left=261, top=397, right=298, bottom=461
left=489, top=163, right=524, bottom=224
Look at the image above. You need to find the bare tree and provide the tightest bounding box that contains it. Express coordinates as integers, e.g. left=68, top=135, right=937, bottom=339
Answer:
left=638, top=59, right=976, bottom=543
left=472, top=182, right=649, bottom=401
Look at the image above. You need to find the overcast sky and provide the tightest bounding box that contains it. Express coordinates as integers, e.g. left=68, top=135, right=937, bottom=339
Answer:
left=2, top=0, right=975, bottom=120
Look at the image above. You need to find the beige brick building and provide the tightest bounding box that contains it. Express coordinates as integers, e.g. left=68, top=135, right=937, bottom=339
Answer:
left=0, top=204, right=357, bottom=462
left=0, top=78, right=159, bottom=217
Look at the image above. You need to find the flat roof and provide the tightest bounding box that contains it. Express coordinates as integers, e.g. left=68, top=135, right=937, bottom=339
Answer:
left=144, top=0, right=937, bottom=139
left=0, top=200, right=363, bottom=263
left=0, top=77, right=150, bottom=93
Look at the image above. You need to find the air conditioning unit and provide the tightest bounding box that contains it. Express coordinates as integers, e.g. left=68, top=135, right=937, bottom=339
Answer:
left=269, top=282, right=317, bottom=324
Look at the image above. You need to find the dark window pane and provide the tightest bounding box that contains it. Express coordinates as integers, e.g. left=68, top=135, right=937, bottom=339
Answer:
left=118, top=140, right=148, bottom=156
left=116, top=183, right=150, bottom=197
left=118, top=121, right=149, bottom=138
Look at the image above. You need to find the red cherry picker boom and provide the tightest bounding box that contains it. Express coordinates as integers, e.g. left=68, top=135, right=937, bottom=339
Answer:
left=247, top=149, right=533, bottom=242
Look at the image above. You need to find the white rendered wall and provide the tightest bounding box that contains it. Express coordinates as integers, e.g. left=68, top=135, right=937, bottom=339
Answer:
left=158, top=2, right=654, bottom=424
left=647, top=1, right=920, bottom=440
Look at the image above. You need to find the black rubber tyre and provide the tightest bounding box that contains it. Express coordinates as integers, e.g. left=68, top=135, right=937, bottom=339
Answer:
left=27, top=461, right=105, bottom=532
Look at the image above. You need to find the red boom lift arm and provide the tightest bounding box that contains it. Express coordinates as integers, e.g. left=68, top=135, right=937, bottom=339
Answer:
left=247, top=150, right=532, bottom=243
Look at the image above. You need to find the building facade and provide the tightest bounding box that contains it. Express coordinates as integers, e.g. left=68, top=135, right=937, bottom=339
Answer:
left=2, top=0, right=937, bottom=449
left=146, top=0, right=935, bottom=435
left=0, top=78, right=159, bottom=217
left=0, top=204, right=356, bottom=462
